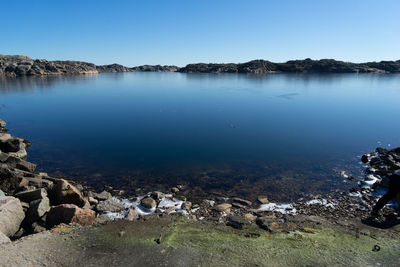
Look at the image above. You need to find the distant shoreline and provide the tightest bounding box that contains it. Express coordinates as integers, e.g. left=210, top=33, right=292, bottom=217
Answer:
left=1, top=54, right=400, bottom=78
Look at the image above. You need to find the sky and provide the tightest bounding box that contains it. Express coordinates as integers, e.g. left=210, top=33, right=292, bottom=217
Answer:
left=1, top=0, right=399, bottom=66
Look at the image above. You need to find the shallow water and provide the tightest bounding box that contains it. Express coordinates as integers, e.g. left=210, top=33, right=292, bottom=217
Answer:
left=1, top=73, right=400, bottom=201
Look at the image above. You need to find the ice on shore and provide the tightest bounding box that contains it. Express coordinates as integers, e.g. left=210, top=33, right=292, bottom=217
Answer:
left=258, top=203, right=297, bottom=214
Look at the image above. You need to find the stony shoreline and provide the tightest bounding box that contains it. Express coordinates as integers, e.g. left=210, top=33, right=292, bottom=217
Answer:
left=1, top=54, right=400, bottom=78
left=1, top=117, right=399, bottom=247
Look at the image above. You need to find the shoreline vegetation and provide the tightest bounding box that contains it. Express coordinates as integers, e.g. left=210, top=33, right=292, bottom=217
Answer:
left=1, top=54, right=400, bottom=78
left=1, top=117, right=400, bottom=265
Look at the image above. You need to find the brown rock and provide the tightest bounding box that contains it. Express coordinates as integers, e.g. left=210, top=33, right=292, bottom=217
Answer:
left=244, top=213, right=257, bottom=221
left=46, top=204, right=96, bottom=228
left=232, top=197, right=252, bottom=206
left=257, top=196, right=269, bottom=204
left=51, top=179, right=85, bottom=207
left=125, top=208, right=139, bottom=221
left=140, top=197, right=157, bottom=210
left=214, top=203, right=232, bottom=213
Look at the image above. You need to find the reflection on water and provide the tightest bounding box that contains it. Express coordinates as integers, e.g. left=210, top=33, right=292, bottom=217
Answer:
left=1, top=72, right=400, bottom=201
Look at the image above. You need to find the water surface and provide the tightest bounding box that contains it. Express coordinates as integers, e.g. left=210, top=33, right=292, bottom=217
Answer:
left=1, top=73, right=399, bottom=201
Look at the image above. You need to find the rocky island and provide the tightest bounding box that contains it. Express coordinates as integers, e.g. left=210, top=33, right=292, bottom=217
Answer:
left=1, top=54, right=400, bottom=78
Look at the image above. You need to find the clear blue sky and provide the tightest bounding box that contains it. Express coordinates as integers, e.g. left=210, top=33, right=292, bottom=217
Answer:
left=1, top=0, right=399, bottom=66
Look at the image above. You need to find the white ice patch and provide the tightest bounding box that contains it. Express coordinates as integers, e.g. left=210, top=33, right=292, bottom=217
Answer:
left=306, top=199, right=337, bottom=209
left=340, top=171, right=349, bottom=178
left=258, top=203, right=297, bottom=214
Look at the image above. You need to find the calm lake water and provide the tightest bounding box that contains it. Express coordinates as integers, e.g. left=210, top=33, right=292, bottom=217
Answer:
left=1, top=73, right=400, bottom=201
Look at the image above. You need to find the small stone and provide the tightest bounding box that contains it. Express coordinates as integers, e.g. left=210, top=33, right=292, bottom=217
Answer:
left=95, top=191, right=112, bottom=201
left=118, top=231, right=126, bottom=237
left=257, top=196, right=269, bottom=204
left=232, top=197, right=252, bottom=206
left=214, top=203, right=232, bottom=213
left=125, top=208, right=139, bottom=221
left=88, top=196, right=98, bottom=205
left=140, top=197, right=157, bottom=210
left=244, top=213, right=257, bottom=221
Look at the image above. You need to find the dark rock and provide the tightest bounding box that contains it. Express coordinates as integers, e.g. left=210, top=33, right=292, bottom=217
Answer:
left=15, top=188, right=47, bottom=203
left=24, top=197, right=50, bottom=224
left=361, top=155, right=369, bottom=164
left=232, top=197, right=252, bottom=206
left=0, top=137, right=21, bottom=153
left=227, top=216, right=247, bottom=230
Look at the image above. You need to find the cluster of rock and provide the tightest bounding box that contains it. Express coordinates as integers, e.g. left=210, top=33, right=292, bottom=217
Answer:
left=0, top=55, right=179, bottom=78
left=179, top=59, right=400, bottom=74
left=347, top=147, right=400, bottom=215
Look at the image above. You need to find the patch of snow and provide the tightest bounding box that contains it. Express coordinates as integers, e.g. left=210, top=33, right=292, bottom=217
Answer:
left=306, top=199, right=337, bottom=208
left=258, top=203, right=297, bottom=214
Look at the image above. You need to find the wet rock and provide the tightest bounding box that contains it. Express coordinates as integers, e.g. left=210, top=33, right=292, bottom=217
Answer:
left=0, top=196, right=25, bottom=236
left=257, top=196, right=269, bottom=204
left=15, top=188, right=47, bottom=203
left=125, top=208, right=139, bottom=221
left=25, top=197, right=50, bottom=224
left=361, top=155, right=369, bottom=163
left=51, top=179, right=85, bottom=207
left=96, top=198, right=125, bottom=213
left=95, top=191, right=112, bottom=201
left=0, top=231, right=11, bottom=244
left=232, top=197, right=252, bottom=206
left=140, top=197, right=157, bottom=210
left=214, top=203, right=232, bottom=213
left=46, top=204, right=96, bottom=228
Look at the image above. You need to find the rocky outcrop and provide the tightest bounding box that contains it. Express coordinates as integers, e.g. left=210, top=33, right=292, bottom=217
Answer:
left=130, top=65, right=179, bottom=72
left=179, top=58, right=400, bottom=74
left=0, top=54, right=179, bottom=77
left=51, top=179, right=86, bottom=207
left=0, top=196, right=25, bottom=236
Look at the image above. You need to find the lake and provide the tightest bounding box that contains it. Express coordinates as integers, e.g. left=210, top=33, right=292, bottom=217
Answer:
left=1, top=73, right=399, bottom=202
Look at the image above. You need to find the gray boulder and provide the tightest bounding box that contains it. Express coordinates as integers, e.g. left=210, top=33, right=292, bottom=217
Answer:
left=0, top=196, right=25, bottom=236
left=96, top=198, right=125, bottom=213
left=95, top=191, right=112, bottom=201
